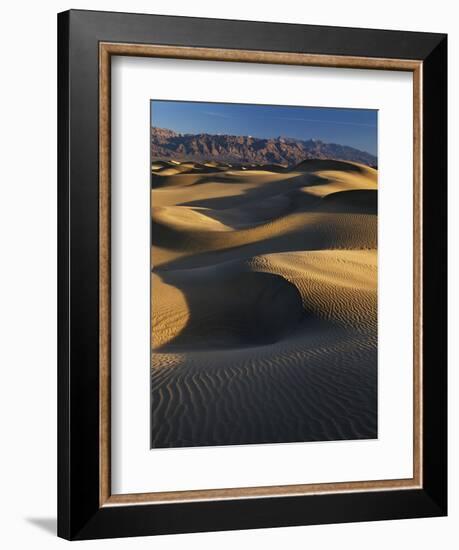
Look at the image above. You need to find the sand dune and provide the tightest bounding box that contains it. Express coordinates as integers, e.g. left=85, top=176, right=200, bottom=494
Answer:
left=153, top=268, right=304, bottom=350
left=151, top=159, right=377, bottom=448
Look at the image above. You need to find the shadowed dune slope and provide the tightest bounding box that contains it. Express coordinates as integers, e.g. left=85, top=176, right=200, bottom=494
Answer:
left=317, top=189, right=377, bottom=214
left=153, top=269, right=304, bottom=350
left=151, top=159, right=378, bottom=448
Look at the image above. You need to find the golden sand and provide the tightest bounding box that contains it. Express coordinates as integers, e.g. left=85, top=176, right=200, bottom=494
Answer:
left=151, top=159, right=377, bottom=448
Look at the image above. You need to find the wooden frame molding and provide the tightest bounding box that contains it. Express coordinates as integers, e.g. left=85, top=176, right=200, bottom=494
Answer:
left=99, top=41, right=423, bottom=507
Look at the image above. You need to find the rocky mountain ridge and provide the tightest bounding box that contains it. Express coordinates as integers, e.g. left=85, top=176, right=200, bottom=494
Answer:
left=151, top=127, right=377, bottom=168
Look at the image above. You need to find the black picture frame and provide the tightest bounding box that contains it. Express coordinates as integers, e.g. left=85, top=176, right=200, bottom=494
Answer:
left=58, top=9, right=447, bottom=540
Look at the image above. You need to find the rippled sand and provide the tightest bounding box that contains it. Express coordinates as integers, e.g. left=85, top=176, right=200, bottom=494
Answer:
left=151, top=160, right=377, bottom=448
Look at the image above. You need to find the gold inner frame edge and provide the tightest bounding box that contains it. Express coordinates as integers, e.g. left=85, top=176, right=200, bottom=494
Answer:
left=99, top=42, right=423, bottom=507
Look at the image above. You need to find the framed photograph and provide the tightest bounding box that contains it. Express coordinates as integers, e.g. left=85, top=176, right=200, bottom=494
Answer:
left=57, top=9, right=447, bottom=540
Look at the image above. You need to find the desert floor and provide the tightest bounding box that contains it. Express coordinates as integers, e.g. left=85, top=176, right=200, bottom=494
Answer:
left=151, top=159, right=377, bottom=448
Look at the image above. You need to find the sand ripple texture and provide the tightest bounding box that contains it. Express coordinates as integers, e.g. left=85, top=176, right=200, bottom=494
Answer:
left=151, top=159, right=378, bottom=448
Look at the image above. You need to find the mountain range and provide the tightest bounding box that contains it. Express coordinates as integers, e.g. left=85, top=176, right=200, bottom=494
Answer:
left=151, top=127, right=377, bottom=168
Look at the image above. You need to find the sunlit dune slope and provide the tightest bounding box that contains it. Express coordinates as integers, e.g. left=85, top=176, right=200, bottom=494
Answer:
left=152, top=250, right=376, bottom=350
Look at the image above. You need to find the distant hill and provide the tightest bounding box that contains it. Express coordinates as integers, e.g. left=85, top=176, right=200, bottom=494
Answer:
left=151, top=127, right=377, bottom=168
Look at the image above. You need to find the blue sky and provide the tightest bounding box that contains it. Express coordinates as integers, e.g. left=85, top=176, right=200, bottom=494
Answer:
left=151, top=100, right=378, bottom=156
